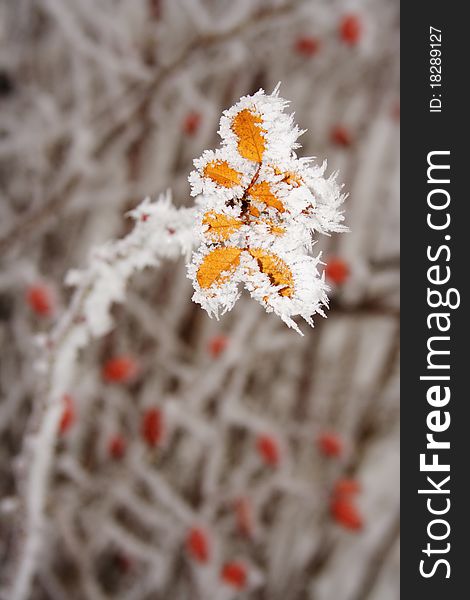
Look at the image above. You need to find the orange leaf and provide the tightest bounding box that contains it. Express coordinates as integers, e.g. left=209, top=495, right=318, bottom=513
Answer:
left=202, top=211, right=243, bottom=241
left=248, top=181, right=285, bottom=213
left=231, top=109, right=266, bottom=162
left=249, top=249, right=294, bottom=297
left=269, top=224, right=286, bottom=235
left=256, top=219, right=285, bottom=236
left=197, top=247, right=242, bottom=289
left=274, top=167, right=303, bottom=188
left=204, top=160, right=242, bottom=187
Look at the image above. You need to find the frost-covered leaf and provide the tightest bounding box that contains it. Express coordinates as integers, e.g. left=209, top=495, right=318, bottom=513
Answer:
left=203, top=160, right=242, bottom=188
left=196, top=247, right=242, bottom=289
left=274, top=168, right=303, bottom=188
left=255, top=219, right=285, bottom=236
left=249, top=249, right=293, bottom=297
left=248, top=181, right=285, bottom=213
left=202, top=211, right=243, bottom=242
left=187, top=86, right=348, bottom=334
left=231, top=109, right=266, bottom=162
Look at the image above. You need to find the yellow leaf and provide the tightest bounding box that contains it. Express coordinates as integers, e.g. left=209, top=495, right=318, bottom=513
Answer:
left=197, top=247, right=242, bottom=289
left=249, top=249, right=294, bottom=297
left=231, top=109, right=266, bottom=162
left=259, top=220, right=286, bottom=236
left=274, top=167, right=303, bottom=187
left=202, top=211, right=243, bottom=241
left=248, top=181, right=285, bottom=213
left=204, top=161, right=242, bottom=187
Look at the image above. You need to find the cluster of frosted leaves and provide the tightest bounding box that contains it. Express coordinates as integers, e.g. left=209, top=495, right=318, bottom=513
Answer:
left=188, top=87, right=347, bottom=334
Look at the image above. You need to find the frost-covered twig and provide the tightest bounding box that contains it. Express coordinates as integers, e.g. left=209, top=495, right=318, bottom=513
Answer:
left=9, top=193, right=196, bottom=600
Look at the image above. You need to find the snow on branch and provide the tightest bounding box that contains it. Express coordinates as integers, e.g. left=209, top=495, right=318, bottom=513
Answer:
left=65, top=193, right=196, bottom=338
left=10, top=193, right=195, bottom=600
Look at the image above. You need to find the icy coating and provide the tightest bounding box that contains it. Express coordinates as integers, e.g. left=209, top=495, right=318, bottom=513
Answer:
left=188, top=86, right=348, bottom=334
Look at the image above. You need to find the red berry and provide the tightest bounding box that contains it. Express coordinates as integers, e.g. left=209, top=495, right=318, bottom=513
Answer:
left=325, top=258, right=350, bottom=285
left=183, top=111, right=201, bottom=136
left=331, top=125, right=352, bottom=147
left=102, top=356, right=139, bottom=383
left=317, top=432, right=343, bottom=458
left=234, top=497, right=253, bottom=537
left=108, top=435, right=127, bottom=460
left=294, top=36, right=320, bottom=57
left=331, top=497, right=363, bottom=530
left=59, top=394, right=75, bottom=435
left=334, top=478, right=361, bottom=497
left=141, top=408, right=164, bottom=447
left=339, top=14, right=362, bottom=46
left=114, top=552, right=133, bottom=573
left=256, top=434, right=280, bottom=467
left=186, top=527, right=210, bottom=563
left=208, top=334, right=228, bottom=358
left=221, top=561, right=247, bottom=589
left=26, top=284, right=55, bottom=317
left=148, top=0, right=161, bottom=21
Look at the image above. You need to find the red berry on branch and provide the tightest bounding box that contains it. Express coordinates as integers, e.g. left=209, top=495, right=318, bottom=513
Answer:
left=208, top=334, right=228, bottom=358
left=331, top=497, right=363, bottom=531
left=26, top=284, right=55, bottom=317
left=108, top=434, right=127, bottom=460
left=256, top=434, right=280, bottom=468
left=234, top=497, right=253, bottom=538
left=221, top=561, right=247, bottom=589
left=186, top=527, right=210, bottom=563
left=141, top=407, right=164, bottom=447
left=59, top=394, right=75, bottom=435
left=183, top=111, right=201, bottom=136
left=294, top=36, right=320, bottom=57
left=317, top=432, right=343, bottom=458
left=102, top=356, right=139, bottom=384
left=148, top=0, right=162, bottom=21
left=330, top=125, right=353, bottom=148
left=325, top=258, right=350, bottom=285
left=391, top=101, right=400, bottom=121
left=339, top=14, right=362, bottom=46
left=114, top=552, right=134, bottom=573
left=334, top=478, right=361, bottom=497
